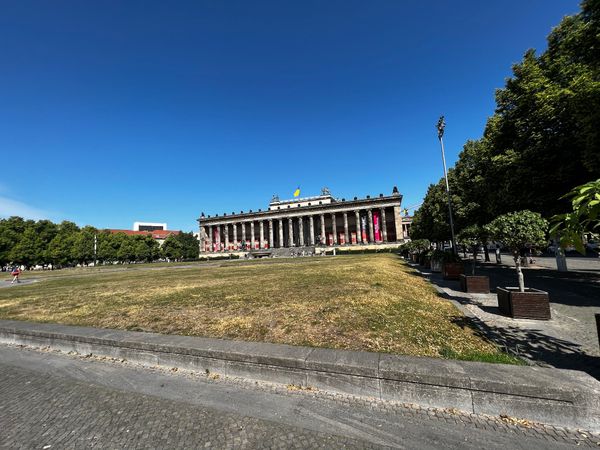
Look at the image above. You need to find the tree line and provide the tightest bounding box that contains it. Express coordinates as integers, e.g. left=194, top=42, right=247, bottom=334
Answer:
left=0, top=216, right=200, bottom=270
left=411, top=0, right=600, bottom=247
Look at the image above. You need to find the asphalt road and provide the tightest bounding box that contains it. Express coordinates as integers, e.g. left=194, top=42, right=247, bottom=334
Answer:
left=0, top=344, right=590, bottom=449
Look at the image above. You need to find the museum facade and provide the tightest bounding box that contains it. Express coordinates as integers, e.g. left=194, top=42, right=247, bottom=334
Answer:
left=198, top=187, right=406, bottom=253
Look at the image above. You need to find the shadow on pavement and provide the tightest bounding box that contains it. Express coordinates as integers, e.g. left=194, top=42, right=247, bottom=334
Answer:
left=410, top=260, right=600, bottom=380
left=451, top=314, right=600, bottom=380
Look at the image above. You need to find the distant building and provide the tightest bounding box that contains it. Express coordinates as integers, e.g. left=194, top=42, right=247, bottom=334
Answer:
left=401, top=215, right=412, bottom=239
left=133, top=222, right=167, bottom=232
left=106, top=227, right=180, bottom=245
left=198, top=186, right=407, bottom=253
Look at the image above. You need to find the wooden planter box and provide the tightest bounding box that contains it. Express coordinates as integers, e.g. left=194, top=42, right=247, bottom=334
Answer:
left=430, top=257, right=443, bottom=273
left=497, top=287, right=551, bottom=320
left=442, top=262, right=464, bottom=280
left=459, top=275, right=489, bottom=293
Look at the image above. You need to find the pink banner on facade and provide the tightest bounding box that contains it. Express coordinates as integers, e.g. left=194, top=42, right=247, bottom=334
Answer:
left=213, top=228, right=221, bottom=252
left=373, top=211, right=381, bottom=241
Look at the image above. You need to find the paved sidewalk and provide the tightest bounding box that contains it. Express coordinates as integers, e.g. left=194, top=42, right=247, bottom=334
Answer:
left=0, top=278, right=39, bottom=288
left=2, top=343, right=598, bottom=449
left=411, top=259, right=600, bottom=380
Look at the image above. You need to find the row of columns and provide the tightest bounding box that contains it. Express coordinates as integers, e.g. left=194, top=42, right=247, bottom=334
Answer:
left=202, top=207, right=392, bottom=252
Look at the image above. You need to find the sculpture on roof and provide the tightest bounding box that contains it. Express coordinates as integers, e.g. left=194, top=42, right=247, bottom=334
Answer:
left=271, top=194, right=280, bottom=203
left=321, top=187, right=331, bottom=196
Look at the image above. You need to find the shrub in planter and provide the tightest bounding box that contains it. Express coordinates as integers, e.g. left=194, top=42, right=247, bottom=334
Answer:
left=457, top=225, right=490, bottom=293
left=486, top=210, right=550, bottom=319
left=419, top=249, right=433, bottom=268
left=430, top=250, right=445, bottom=273
left=441, top=251, right=464, bottom=280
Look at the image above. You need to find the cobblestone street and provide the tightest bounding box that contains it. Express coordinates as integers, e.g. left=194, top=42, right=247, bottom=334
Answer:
left=1, top=344, right=598, bottom=449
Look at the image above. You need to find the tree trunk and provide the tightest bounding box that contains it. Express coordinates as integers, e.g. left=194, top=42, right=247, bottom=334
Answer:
left=472, top=246, right=477, bottom=275
left=514, top=251, right=525, bottom=293
left=554, top=234, right=568, bottom=272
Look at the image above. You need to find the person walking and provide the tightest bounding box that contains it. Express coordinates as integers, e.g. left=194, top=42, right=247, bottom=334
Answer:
left=10, top=266, right=21, bottom=284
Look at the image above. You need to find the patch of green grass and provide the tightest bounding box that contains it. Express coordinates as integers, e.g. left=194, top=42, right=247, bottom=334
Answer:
left=439, top=347, right=525, bottom=365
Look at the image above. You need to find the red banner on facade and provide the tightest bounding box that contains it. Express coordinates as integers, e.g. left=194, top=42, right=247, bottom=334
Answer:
left=373, top=211, right=381, bottom=242
left=351, top=232, right=357, bottom=244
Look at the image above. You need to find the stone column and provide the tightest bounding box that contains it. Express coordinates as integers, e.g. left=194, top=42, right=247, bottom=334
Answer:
left=381, top=208, right=388, bottom=242
left=309, top=216, right=315, bottom=245
left=343, top=212, right=349, bottom=244
left=331, top=213, right=338, bottom=245
left=288, top=217, right=294, bottom=247
left=250, top=221, right=255, bottom=248
left=208, top=225, right=213, bottom=252
left=199, top=224, right=205, bottom=253
left=298, top=217, right=304, bottom=246
left=241, top=222, right=246, bottom=246
left=269, top=219, right=274, bottom=248
left=278, top=219, right=284, bottom=248
left=393, top=205, right=403, bottom=242
left=355, top=210, right=361, bottom=244
left=368, top=210, right=375, bottom=243
left=224, top=224, right=229, bottom=249
left=233, top=223, right=238, bottom=247
left=259, top=221, right=264, bottom=249
left=320, top=214, right=326, bottom=244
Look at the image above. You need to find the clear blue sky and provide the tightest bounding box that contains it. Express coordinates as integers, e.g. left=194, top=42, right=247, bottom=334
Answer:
left=0, top=1, right=580, bottom=231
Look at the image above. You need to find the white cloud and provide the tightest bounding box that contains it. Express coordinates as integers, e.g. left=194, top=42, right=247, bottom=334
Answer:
left=0, top=196, right=55, bottom=221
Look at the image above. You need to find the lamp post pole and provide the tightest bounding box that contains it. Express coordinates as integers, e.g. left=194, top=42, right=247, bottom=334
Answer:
left=437, top=116, right=457, bottom=254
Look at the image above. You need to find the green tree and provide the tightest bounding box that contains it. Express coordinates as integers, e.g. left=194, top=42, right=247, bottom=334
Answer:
left=161, top=234, right=183, bottom=261
left=456, top=225, right=486, bottom=275
left=175, top=232, right=200, bottom=259
left=9, top=224, right=43, bottom=268
left=97, top=231, right=118, bottom=264
left=485, top=211, right=548, bottom=292
left=46, top=221, right=79, bottom=268
left=0, top=217, right=29, bottom=268
left=72, top=226, right=97, bottom=266
left=550, top=178, right=600, bottom=253
left=133, top=235, right=160, bottom=262
left=116, top=234, right=136, bottom=263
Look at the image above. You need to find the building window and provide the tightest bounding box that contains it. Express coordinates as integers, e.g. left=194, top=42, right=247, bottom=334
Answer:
left=319, top=201, right=322, bottom=205
left=277, top=206, right=280, bottom=210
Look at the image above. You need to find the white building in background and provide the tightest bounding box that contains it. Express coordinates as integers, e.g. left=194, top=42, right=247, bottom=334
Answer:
left=133, top=222, right=168, bottom=232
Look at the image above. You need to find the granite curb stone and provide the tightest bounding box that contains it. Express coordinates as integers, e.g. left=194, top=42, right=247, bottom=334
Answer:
left=0, top=319, right=598, bottom=431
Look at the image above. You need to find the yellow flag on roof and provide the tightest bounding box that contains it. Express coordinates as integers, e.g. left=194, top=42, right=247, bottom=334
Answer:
left=293, top=187, right=301, bottom=197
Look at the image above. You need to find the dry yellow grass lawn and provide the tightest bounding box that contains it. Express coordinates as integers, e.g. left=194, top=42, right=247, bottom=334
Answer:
left=0, top=254, right=518, bottom=362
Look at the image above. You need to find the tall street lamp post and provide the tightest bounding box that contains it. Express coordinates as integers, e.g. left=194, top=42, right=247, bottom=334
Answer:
left=436, top=116, right=457, bottom=254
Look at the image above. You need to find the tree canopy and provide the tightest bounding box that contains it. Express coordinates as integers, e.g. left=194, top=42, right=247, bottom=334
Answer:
left=412, top=0, right=600, bottom=240
left=0, top=217, right=199, bottom=269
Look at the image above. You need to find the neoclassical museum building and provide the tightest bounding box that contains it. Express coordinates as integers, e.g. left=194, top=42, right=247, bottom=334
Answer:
left=198, top=186, right=409, bottom=253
